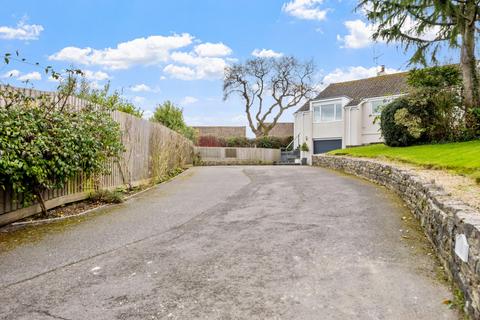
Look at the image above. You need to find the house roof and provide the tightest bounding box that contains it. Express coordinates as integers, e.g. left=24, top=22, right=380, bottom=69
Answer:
left=295, top=72, right=409, bottom=113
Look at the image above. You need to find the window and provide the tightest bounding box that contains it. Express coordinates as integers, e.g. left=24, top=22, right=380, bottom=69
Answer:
left=371, top=98, right=392, bottom=115
left=313, top=103, right=343, bottom=122
left=335, top=104, right=342, bottom=121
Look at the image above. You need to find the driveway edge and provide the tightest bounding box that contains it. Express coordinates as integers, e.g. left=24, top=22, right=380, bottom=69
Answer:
left=7, top=168, right=193, bottom=229
left=313, top=154, right=480, bottom=319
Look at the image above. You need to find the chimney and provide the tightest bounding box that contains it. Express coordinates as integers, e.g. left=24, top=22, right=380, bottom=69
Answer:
left=377, top=65, right=386, bottom=76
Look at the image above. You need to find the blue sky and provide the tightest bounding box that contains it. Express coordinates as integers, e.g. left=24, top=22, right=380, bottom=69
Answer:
left=0, top=0, right=458, bottom=135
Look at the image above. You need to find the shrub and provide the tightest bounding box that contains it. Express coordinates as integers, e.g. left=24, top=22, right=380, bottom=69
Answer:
left=89, top=189, right=124, bottom=204
left=197, top=136, right=226, bottom=147
left=150, top=101, right=197, bottom=142
left=381, top=65, right=467, bottom=146
left=254, top=136, right=292, bottom=149
left=77, top=81, right=144, bottom=118
left=225, top=136, right=251, bottom=148
left=0, top=87, right=124, bottom=214
left=300, top=142, right=309, bottom=152
left=381, top=98, right=425, bottom=146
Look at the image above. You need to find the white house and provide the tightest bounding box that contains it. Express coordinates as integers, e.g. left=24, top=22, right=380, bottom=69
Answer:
left=293, top=71, right=409, bottom=160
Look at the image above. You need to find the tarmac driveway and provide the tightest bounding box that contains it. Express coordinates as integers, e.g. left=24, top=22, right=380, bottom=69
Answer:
left=0, top=166, right=457, bottom=319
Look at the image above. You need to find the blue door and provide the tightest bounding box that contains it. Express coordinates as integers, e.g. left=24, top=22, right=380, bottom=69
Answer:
left=313, top=139, right=342, bottom=154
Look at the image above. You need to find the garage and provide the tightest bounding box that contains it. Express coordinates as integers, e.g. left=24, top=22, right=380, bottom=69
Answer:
left=313, top=139, right=342, bottom=154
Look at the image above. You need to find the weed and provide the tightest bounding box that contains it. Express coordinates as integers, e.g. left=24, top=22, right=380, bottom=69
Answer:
left=89, top=190, right=124, bottom=204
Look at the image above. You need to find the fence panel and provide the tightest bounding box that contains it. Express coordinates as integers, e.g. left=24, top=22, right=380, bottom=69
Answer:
left=195, top=147, right=280, bottom=164
left=0, top=88, right=193, bottom=226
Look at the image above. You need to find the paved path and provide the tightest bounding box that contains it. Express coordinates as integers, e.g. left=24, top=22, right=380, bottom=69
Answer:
left=0, top=166, right=457, bottom=320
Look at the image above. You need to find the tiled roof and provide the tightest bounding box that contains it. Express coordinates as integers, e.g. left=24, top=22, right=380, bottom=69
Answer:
left=295, top=72, right=409, bottom=113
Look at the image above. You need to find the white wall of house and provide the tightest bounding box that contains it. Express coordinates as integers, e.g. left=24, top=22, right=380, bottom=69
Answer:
left=294, top=94, right=404, bottom=155
left=311, top=97, right=348, bottom=142
left=344, top=106, right=361, bottom=147
left=360, top=96, right=402, bottom=145
left=294, top=111, right=312, bottom=149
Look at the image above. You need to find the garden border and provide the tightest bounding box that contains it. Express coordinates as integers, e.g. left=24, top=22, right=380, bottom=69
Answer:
left=4, top=168, right=192, bottom=228
left=312, top=154, right=480, bottom=319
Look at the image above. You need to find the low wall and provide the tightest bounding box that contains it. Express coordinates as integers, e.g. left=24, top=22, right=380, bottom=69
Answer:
left=312, top=155, right=480, bottom=318
left=195, top=147, right=281, bottom=165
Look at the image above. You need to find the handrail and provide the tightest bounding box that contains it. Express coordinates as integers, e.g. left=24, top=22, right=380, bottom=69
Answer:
left=284, top=133, right=300, bottom=151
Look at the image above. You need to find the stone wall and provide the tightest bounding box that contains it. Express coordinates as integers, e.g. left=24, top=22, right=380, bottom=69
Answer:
left=312, top=155, right=480, bottom=318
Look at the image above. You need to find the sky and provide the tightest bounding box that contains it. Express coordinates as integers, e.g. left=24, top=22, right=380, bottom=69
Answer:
left=0, top=0, right=459, bottom=135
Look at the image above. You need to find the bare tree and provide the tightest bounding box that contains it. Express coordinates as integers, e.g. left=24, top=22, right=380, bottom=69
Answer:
left=223, top=56, right=316, bottom=137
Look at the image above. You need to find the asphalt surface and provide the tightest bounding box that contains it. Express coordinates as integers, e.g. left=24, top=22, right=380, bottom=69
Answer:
left=0, top=166, right=457, bottom=320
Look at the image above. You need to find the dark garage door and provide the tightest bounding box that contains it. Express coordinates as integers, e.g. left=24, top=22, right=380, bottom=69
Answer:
left=313, top=139, right=342, bottom=154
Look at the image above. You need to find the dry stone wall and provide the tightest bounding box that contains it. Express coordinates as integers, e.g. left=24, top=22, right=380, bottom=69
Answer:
left=313, top=154, right=480, bottom=319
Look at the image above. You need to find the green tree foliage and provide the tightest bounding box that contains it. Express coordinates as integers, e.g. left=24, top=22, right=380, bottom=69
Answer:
left=359, top=0, right=480, bottom=132
left=381, top=66, right=466, bottom=146
left=150, top=101, right=197, bottom=142
left=381, top=98, right=424, bottom=147
left=197, top=135, right=293, bottom=149
left=0, top=82, right=124, bottom=214
left=77, top=80, right=144, bottom=118
left=0, top=53, right=124, bottom=214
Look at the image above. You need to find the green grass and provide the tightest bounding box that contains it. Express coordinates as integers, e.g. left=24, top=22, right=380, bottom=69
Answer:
left=329, top=140, right=480, bottom=182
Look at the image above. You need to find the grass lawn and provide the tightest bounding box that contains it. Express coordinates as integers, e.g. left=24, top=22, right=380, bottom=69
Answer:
left=329, top=140, right=480, bottom=182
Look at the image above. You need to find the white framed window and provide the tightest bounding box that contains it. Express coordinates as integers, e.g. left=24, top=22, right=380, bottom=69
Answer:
left=371, top=98, right=393, bottom=115
left=313, top=103, right=342, bottom=122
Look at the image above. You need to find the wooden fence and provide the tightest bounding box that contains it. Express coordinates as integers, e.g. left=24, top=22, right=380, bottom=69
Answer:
left=0, top=88, right=194, bottom=226
left=195, top=147, right=281, bottom=165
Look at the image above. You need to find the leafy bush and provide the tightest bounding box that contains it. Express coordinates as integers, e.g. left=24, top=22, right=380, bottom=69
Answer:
left=255, top=136, right=292, bottom=149
left=381, top=65, right=467, bottom=146
left=150, top=101, right=197, bottom=142
left=225, top=136, right=251, bottom=148
left=381, top=98, right=429, bottom=146
left=197, top=136, right=226, bottom=147
left=407, top=65, right=462, bottom=89
left=89, top=189, right=124, bottom=204
left=196, top=135, right=293, bottom=149
left=300, top=142, right=309, bottom=152
left=0, top=86, right=124, bottom=213
left=77, top=81, right=144, bottom=118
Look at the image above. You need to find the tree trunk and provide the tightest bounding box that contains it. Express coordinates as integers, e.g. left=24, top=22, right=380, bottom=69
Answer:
left=35, top=190, right=48, bottom=216
left=460, top=3, right=479, bottom=132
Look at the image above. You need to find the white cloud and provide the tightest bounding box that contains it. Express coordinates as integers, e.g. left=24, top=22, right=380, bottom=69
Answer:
left=181, top=96, right=199, bottom=105
left=322, top=66, right=400, bottom=84
left=130, top=84, right=152, bottom=92
left=1, top=69, right=20, bottom=78
left=143, top=110, right=154, bottom=120
left=163, top=64, right=197, bottom=80
left=132, top=96, right=146, bottom=104
left=164, top=51, right=229, bottom=80
left=49, top=33, right=194, bottom=70
left=0, top=20, right=43, bottom=40
left=2, top=70, right=42, bottom=81
left=337, top=20, right=377, bottom=49
left=83, top=70, right=110, bottom=81
left=17, top=71, right=42, bottom=82
left=282, top=0, right=328, bottom=21
left=194, top=42, right=232, bottom=57
left=338, top=17, right=440, bottom=49
left=251, top=49, right=284, bottom=58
